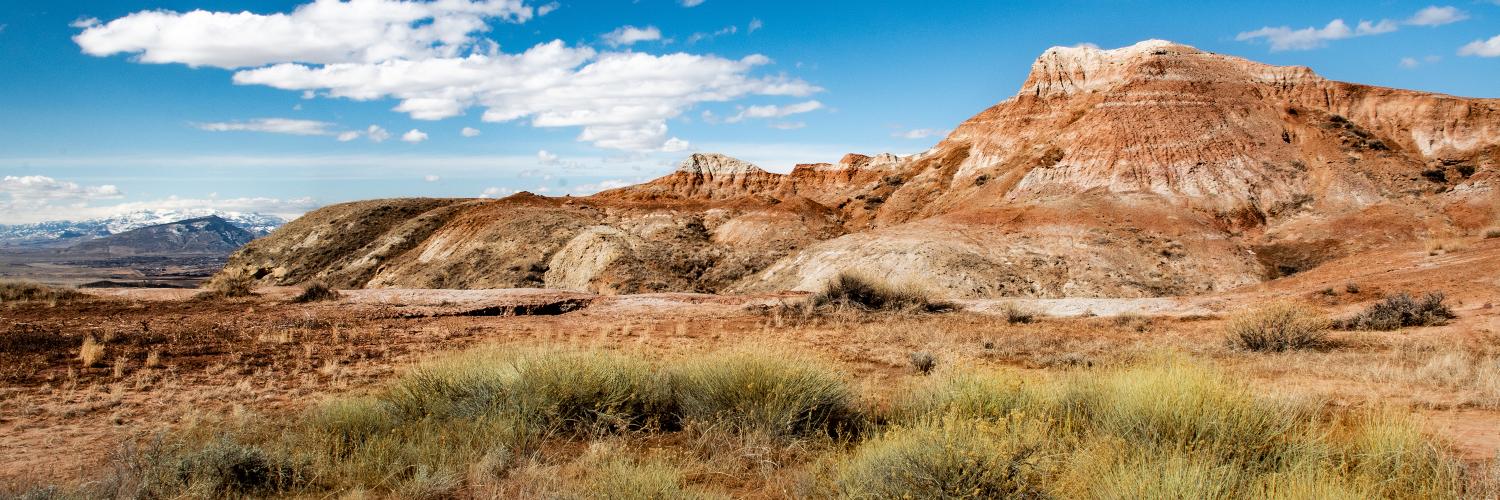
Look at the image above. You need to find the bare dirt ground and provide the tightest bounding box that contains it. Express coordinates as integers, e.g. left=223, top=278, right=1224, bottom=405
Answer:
left=3, top=237, right=1499, bottom=488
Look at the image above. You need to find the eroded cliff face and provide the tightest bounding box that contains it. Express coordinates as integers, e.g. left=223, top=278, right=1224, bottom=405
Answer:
left=218, top=40, right=1499, bottom=298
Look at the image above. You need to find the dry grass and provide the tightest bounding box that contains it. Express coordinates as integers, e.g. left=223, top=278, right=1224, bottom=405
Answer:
left=78, top=336, right=106, bottom=368
left=1224, top=302, right=1329, bottom=352
left=1485, top=228, right=1500, bottom=239
left=196, top=273, right=257, bottom=300
left=0, top=281, right=84, bottom=304
left=24, top=347, right=1481, bottom=498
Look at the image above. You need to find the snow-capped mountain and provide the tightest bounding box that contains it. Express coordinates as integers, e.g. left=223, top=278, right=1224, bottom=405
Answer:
left=0, top=209, right=287, bottom=249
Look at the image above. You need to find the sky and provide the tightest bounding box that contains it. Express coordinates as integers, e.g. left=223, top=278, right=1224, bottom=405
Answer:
left=0, top=0, right=1496, bottom=224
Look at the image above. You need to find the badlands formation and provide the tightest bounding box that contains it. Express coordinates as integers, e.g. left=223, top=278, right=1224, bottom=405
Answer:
left=221, top=40, right=1499, bottom=298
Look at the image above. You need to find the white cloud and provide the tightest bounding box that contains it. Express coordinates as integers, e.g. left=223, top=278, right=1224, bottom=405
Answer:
left=603, top=25, right=661, bottom=46
left=479, top=186, right=515, bottom=198
left=894, top=128, right=949, bottom=139
left=748, top=19, right=763, bottom=33
left=461, top=126, right=482, bottom=137
left=0, top=177, right=321, bottom=224
left=661, top=137, right=689, bottom=152
left=1236, top=18, right=1397, bottom=51
left=726, top=100, right=823, bottom=123
left=538, top=149, right=559, bottom=164
left=769, top=121, right=805, bottom=130
left=1459, top=35, right=1500, bottom=57
left=536, top=2, right=560, bottom=16
left=1071, top=42, right=1101, bottom=50
left=402, top=129, right=429, bottom=143
left=1400, top=57, right=1420, bottom=69
left=687, top=25, right=737, bottom=44
left=195, top=118, right=337, bottom=136
left=1406, top=6, right=1467, bottom=27
left=72, top=0, right=534, bottom=69
left=424, top=174, right=440, bottom=182
left=77, top=2, right=821, bottom=152
left=681, top=0, right=705, bottom=6
left=366, top=125, right=392, bottom=143
left=337, top=130, right=361, bottom=141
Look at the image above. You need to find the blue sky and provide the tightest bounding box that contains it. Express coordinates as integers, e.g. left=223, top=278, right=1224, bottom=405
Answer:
left=0, top=0, right=1496, bottom=223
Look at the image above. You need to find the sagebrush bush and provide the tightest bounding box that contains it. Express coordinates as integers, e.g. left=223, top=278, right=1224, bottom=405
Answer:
left=671, top=349, right=862, bottom=438
left=564, top=444, right=705, bottom=500
left=810, top=272, right=954, bottom=313
left=170, top=440, right=300, bottom=497
left=1225, top=302, right=1329, bottom=352
left=1336, top=292, right=1456, bottom=330
left=1000, top=302, right=1037, bottom=324
left=291, top=281, right=340, bottom=303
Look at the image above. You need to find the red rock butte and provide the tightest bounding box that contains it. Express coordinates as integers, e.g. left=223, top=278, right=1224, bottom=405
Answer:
left=220, top=40, right=1500, bottom=298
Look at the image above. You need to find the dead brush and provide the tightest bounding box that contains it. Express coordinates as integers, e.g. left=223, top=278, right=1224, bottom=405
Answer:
left=1335, top=292, right=1456, bottom=331
left=291, top=282, right=340, bottom=303
left=809, top=272, right=956, bottom=314
left=79, top=336, right=107, bottom=367
left=1224, top=302, right=1329, bottom=352
left=195, top=274, right=257, bottom=300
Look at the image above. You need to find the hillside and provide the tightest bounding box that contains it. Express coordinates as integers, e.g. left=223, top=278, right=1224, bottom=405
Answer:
left=218, top=40, right=1499, bottom=298
left=66, top=215, right=257, bottom=256
left=0, top=210, right=285, bottom=249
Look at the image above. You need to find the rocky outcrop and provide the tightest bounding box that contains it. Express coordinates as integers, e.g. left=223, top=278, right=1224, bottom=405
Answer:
left=220, top=40, right=1499, bottom=298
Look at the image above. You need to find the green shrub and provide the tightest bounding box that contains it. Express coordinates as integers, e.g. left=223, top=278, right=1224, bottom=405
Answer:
left=811, top=272, right=954, bottom=313
left=895, top=370, right=1034, bottom=423
left=1225, top=302, right=1329, bottom=352
left=171, top=440, right=299, bottom=496
left=671, top=349, right=862, bottom=438
left=835, top=417, right=1053, bottom=498
left=1336, top=292, right=1456, bottom=330
left=565, top=445, right=708, bottom=500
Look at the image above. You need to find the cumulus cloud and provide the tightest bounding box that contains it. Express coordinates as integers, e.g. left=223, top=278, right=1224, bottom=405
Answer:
left=461, top=127, right=481, bottom=137
left=748, top=19, right=763, bottom=33
left=0, top=177, right=319, bottom=224
left=1406, top=6, right=1467, bottom=27
left=366, top=125, right=392, bottom=143
left=337, top=130, right=361, bottom=141
left=893, top=128, right=949, bottom=139
left=479, top=186, right=514, bottom=198
left=402, top=129, right=429, bottom=143
left=1238, top=6, right=1468, bottom=51
left=1460, top=35, right=1500, bottom=57
left=725, top=100, right=823, bottom=123
left=76, top=1, right=821, bottom=152
left=72, top=0, right=534, bottom=69
left=1399, top=55, right=1442, bottom=68
left=1236, top=18, right=1397, bottom=51
left=603, top=25, right=661, bottom=46
left=536, top=2, right=560, bottom=16
left=538, top=149, right=559, bottom=164
left=195, top=118, right=338, bottom=136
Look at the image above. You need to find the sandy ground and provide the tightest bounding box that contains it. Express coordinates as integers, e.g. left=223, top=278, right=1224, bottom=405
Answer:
left=3, top=238, right=1499, bottom=488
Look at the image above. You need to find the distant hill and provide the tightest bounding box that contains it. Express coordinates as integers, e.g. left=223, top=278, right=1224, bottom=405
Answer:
left=0, top=210, right=285, bottom=249
left=65, top=216, right=257, bottom=256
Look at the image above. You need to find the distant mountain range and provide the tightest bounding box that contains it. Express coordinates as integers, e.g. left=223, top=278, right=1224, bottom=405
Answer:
left=65, top=215, right=257, bottom=256
left=0, top=209, right=286, bottom=249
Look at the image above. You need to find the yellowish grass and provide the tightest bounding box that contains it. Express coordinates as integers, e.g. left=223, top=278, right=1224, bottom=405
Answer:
left=78, top=336, right=106, bottom=368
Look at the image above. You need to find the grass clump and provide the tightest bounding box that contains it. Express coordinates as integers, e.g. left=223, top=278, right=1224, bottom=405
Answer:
left=563, top=444, right=710, bottom=500
left=1485, top=228, right=1500, bottom=239
left=834, top=416, right=1053, bottom=498
left=291, top=281, right=340, bottom=303
left=1336, top=292, right=1456, bottom=330
left=671, top=349, right=862, bottom=439
left=78, top=336, right=106, bottom=368
left=809, top=272, right=955, bottom=314
left=1225, top=302, right=1329, bottom=352
left=0, top=281, right=84, bottom=304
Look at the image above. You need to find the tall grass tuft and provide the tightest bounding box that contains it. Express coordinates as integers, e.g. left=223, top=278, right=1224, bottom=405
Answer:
left=197, top=273, right=257, bottom=299
left=1225, top=302, right=1329, bottom=352
left=671, top=349, right=862, bottom=439
left=834, top=416, right=1054, bottom=498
